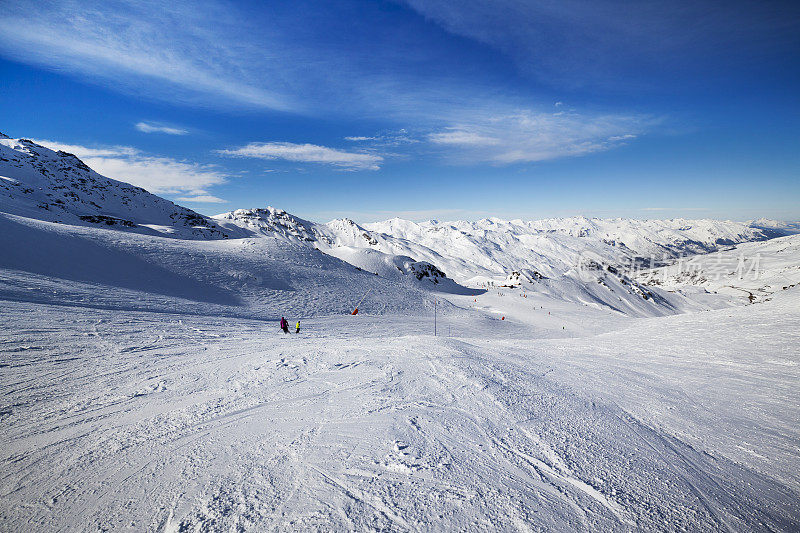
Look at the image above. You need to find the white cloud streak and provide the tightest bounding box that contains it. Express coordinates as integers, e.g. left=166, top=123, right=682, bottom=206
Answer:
left=428, top=129, right=500, bottom=146
left=218, top=142, right=383, bottom=171
left=175, top=195, right=227, bottom=203
left=346, top=130, right=420, bottom=147
left=32, top=139, right=228, bottom=197
left=135, top=122, right=189, bottom=135
left=641, top=207, right=708, bottom=212
left=425, top=108, right=651, bottom=164
left=0, top=2, right=662, bottom=169
left=312, top=208, right=491, bottom=224
left=0, top=0, right=296, bottom=111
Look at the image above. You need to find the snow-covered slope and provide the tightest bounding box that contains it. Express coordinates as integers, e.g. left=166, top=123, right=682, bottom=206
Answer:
left=2, top=284, right=798, bottom=531
left=0, top=212, right=459, bottom=319
left=213, top=208, right=472, bottom=293
left=0, top=135, right=233, bottom=239
left=638, top=233, right=800, bottom=305
left=3, top=135, right=799, bottom=531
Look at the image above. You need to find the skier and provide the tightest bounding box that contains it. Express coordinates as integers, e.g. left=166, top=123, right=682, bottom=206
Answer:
left=280, top=316, right=289, bottom=334
left=295, top=320, right=300, bottom=334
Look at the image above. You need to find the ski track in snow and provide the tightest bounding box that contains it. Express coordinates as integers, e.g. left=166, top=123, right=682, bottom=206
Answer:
left=2, top=295, right=799, bottom=532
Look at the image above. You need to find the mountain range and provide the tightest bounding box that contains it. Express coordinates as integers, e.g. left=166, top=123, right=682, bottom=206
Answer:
left=1, top=134, right=797, bottom=318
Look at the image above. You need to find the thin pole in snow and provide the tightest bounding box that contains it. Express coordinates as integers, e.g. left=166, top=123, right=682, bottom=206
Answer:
left=434, top=298, right=437, bottom=336
left=351, top=287, right=373, bottom=315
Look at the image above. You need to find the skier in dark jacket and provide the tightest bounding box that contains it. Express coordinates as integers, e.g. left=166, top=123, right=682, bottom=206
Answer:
left=280, top=317, right=289, bottom=334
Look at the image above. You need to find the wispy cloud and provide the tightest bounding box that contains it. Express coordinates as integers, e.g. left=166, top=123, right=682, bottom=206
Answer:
left=400, top=0, right=799, bottom=89
left=425, top=107, right=652, bottom=164
left=218, top=142, right=383, bottom=171
left=0, top=0, right=296, bottom=110
left=135, top=122, right=189, bottom=135
left=337, top=108, right=648, bottom=165
left=0, top=0, right=672, bottom=164
left=0, top=2, right=666, bottom=172
left=32, top=139, right=227, bottom=197
left=345, top=130, right=419, bottom=146
left=608, top=134, right=637, bottom=142
left=641, top=207, right=709, bottom=212
left=175, top=194, right=227, bottom=203
left=312, top=208, right=491, bottom=224
left=428, top=129, right=500, bottom=146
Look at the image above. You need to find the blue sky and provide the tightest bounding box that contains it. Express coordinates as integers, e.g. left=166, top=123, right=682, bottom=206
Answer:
left=1, top=0, right=798, bottom=222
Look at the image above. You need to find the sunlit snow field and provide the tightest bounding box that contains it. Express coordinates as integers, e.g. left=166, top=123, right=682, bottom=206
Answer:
left=2, top=286, right=798, bottom=531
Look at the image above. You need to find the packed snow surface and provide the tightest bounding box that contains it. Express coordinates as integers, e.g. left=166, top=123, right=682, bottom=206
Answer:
left=1, top=134, right=799, bottom=531
left=2, top=290, right=798, bottom=531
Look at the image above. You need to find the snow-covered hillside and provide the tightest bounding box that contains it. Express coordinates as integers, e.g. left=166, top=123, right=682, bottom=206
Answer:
left=638, top=233, right=800, bottom=305
left=0, top=134, right=782, bottom=317
left=0, top=135, right=233, bottom=239
left=213, top=207, right=472, bottom=292
left=0, top=138, right=459, bottom=318
left=2, top=283, right=798, bottom=531
left=0, top=212, right=466, bottom=319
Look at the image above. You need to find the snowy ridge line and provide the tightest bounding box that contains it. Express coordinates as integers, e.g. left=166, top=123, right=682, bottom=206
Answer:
left=0, top=136, right=236, bottom=239
left=215, top=206, right=779, bottom=285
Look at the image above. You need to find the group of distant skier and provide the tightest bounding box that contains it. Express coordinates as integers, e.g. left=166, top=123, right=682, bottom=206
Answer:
left=280, top=316, right=300, bottom=334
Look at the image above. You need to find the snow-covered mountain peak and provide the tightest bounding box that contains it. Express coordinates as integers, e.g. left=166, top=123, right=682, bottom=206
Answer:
left=214, top=205, right=468, bottom=290
left=0, top=136, right=230, bottom=239
left=325, top=217, right=364, bottom=231
left=213, top=206, right=319, bottom=242
left=749, top=217, right=784, bottom=227
left=323, top=218, right=378, bottom=246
